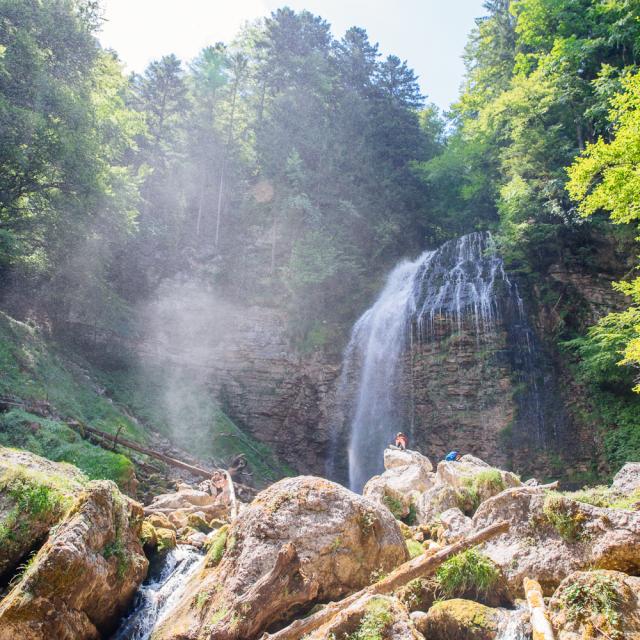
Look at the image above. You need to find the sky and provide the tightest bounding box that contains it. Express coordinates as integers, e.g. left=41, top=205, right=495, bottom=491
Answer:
left=98, top=0, right=487, bottom=111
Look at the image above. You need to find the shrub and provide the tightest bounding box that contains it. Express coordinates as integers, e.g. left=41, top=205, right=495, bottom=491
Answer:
left=406, top=539, right=424, bottom=559
left=543, top=493, right=587, bottom=542
left=435, top=549, right=500, bottom=601
left=561, top=574, right=622, bottom=639
left=347, top=597, right=393, bottom=640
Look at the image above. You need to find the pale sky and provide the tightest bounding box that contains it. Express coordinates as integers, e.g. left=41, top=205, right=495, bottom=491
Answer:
left=98, top=1, right=487, bottom=111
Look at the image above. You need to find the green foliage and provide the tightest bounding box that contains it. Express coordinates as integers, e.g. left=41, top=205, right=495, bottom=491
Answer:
left=543, top=493, right=587, bottom=542
left=435, top=549, right=500, bottom=601
left=406, top=539, right=425, bottom=559
left=346, top=597, right=393, bottom=640
left=466, top=470, right=506, bottom=496
left=561, top=574, right=622, bottom=639
left=382, top=495, right=404, bottom=520
left=0, top=410, right=134, bottom=488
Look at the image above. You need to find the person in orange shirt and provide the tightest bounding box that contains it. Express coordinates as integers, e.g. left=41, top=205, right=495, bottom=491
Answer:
left=395, top=432, right=408, bottom=450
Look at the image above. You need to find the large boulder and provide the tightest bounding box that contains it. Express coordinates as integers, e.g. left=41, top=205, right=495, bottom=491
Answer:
left=420, top=599, right=501, bottom=640
left=144, top=484, right=229, bottom=529
left=306, top=594, right=424, bottom=640
left=152, top=476, right=408, bottom=640
left=0, top=446, right=86, bottom=580
left=364, top=448, right=436, bottom=520
left=436, top=455, right=521, bottom=503
left=612, top=462, right=640, bottom=494
left=549, top=570, right=640, bottom=639
left=0, top=480, right=148, bottom=640
left=473, top=486, right=640, bottom=595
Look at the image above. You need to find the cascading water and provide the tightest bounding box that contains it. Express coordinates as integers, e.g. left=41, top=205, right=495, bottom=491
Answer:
left=111, top=546, right=202, bottom=640
left=336, top=231, right=551, bottom=493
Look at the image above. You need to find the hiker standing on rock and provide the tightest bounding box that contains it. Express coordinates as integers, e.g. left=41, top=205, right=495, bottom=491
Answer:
left=394, top=432, right=408, bottom=450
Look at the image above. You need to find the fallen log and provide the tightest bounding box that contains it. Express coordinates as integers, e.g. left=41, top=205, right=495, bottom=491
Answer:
left=524, top=577, right=555, bottom=640
left=262, top=519, right=509, bottom=640
left=67, top=421, right=258, bottom=497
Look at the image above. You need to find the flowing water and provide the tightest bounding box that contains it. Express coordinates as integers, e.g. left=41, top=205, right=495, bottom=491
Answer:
left=495, top=605, right=530, bottom=640
left=335, top=232, right=552, bottom=493
left=111, top=546, right=202, bottom=640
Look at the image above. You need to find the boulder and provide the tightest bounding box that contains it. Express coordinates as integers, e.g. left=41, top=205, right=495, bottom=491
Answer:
left=473, top=486, right=640, bottom=595
left=549, top=570, right=640, bottom=639
left=0, top=446, right=86, bottom=580
left=0, top=480, right=148, bottom=640
left=306, top=594, right=424, bottom=640
left=384, top=448, right=433, bottom=475
left=417, top=483, right=460, bottom=524
left=612, top=462, right=640, bottom=494
left=436, top=455, right=521, bottom=504
left=152, top=475, right=408, bottom=640
left=421, top=599, right=501, bottom=640
left=436, top=508, right=474, bottom=544
left=364, top=449, right=436, bottom=520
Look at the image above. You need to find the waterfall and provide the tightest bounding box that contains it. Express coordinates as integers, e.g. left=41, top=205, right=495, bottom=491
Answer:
left=338, top=232, right=542, bottom=493
left=111, top=546, right=202, bottom=640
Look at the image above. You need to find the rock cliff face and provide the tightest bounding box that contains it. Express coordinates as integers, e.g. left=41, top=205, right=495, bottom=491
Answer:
left=134, top=233, right=631, bottom=484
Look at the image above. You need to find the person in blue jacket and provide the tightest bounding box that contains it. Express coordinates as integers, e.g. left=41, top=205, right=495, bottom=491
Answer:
left=444, top=450, right=462, bottom=462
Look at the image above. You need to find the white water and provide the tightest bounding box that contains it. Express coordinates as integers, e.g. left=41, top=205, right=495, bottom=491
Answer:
left=496, top=605, right=530, bottom=640
left=111, top=546, right=203, bottom=640
left=341, top=232, right=526, bottom=492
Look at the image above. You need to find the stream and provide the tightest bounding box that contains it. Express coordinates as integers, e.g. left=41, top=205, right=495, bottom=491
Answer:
left=111, top=546, right=203, bottom=640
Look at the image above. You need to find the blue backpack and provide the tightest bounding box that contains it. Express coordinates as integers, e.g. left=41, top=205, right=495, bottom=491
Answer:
left=445, top=451, right=459, bottom=462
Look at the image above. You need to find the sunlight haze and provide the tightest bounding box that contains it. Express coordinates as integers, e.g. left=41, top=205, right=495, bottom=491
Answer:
left=98, top=0, right=486, bottom=110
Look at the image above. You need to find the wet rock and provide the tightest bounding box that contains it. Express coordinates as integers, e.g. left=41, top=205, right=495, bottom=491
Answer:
left=549, top=570, right=640, bottom=639
left=152, top=475, right=407, bottom=640
left=0, top=480, right=148, bottom=640
left=0, top=446, right=86, bottom=581
left=612, top=462, right=640, bottom=494
left=421, top=599, right=501, bottom=640
left=473, top=486, right=640, bottom=595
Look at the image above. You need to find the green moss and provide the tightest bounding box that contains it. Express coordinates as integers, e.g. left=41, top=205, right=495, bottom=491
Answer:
left=435, top=549, right=500, bottom=601
left=346, top=597, right=393, bottom=640
left=563, top=485, right=640, bottom=511
left=543, top=493, right=587, bottom=542
left=469, top=470, right=506, bottom=495
left=0, top=462, right=76, bottom=554
left=205, top=525, right=229, bottom=568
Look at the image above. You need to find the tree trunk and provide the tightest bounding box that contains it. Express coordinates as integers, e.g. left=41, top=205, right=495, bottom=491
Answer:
left=262, top=520, right=510, bottom=640
left=524, top=577, right=555, bottom=640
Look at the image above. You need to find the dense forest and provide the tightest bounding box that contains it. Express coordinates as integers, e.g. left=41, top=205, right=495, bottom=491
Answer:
left=2, top=0, right=640, bottom=478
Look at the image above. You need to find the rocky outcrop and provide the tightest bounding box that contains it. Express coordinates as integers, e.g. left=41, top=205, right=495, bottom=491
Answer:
left=549, top=570, right=640, bottom=639
left=364, top=449, right=435, bottom=519
left=152, top=476, right=407, bottom=640
left=0, top=480, right=148, bottom=640
left=473, top=486, right=640, bottom=595
left=612, top=462, right=640, bottom=494
left=0, top=446, right=86, bottom=581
